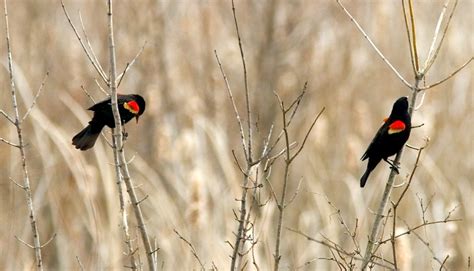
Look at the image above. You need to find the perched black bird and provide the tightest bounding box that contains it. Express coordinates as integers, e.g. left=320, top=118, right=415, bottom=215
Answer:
left=360, top=97, right=411, bottom=187
left=72, top=94, right=146, bottom=151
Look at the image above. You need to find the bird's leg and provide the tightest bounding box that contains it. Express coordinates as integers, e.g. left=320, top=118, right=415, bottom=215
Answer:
left=122, top=126, right=128, bottom=141
left=384, top=158, right=400, bottom=174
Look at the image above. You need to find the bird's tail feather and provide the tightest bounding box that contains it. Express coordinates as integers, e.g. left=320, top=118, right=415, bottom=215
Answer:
left=360, top=169, right=371, bottom=187
left=72, top=124, right=102, bottom=151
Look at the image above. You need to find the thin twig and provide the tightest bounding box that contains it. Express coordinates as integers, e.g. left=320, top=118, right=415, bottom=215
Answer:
left=95, top=78, right=110, bottom=96
left=23, top=71, right=49, bottom=121
left=287, top=228, right=393, bottom=269
left=80, top=85, right=96, bottom=103
left=422, top=0, right=459, bottom=75
left=407, top=0, right=420, bottom=73
left=117, top=41, right=147, bottom=87
left=214, top=50, right=248, bottom=162
left=285, top=177, right=303, bottom=208
left=231, top=0, right=252, bottom=163
left=15, top=236, right=34, bottom=249
left=380, top=218, right=461, bottom=245
left=0, top=109, right=15, bottom=124
left=4, top=0, right=44, bottom=269
left=76, top=256, right=85, bottom=271
left=439, top=255, right=450, bottom=270
left=420, top=57, right=473, bottom=90
left=263, top=85, right=306, bottom=159
left=78, top=11, right=107, bottom=80
left=9, top=176, right=25, bottom=189
left=423, top=0, right=450, bottom=72
left=289, top=107, right=325, bottom=163
left=0, top=137, right=20, bottom=148
left=335, top=0, right=412, bottom=88
left=174, top=229, right=206, bottom=270
left=60, top=0, right=108, bottom=85
left=401, top=0, right=417, bottom=76
left=40, top=233, right=57, bottom=248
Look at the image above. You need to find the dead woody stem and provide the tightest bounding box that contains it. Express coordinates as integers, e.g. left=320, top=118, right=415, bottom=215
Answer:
left=1, top=0, right=49, bottom=269
left=107, top=0, right=156, bottom=270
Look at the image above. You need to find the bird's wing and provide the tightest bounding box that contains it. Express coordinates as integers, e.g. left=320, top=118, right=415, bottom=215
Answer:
left=361, top=122, right=389, bottom=160
left=88, top=99, right=111, bottom=111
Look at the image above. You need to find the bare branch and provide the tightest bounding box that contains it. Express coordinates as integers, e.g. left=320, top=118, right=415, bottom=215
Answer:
left=15, top=236, right=35, bottom=249
left=414, top=90, right=426, bottom=110
left=60, top=0, right=108, bottom=84
left=439, top=255, right=450, bottom=270
left=0, top=109, right=15, bottom=124
left=76, top=256, right=85, bottom=271
left=231, top=0, right=252, bottom=162
left=23, top=71, right=49, bottom=121
left=335, top=0, right=412, bottom=88
left=232, top=150, right=246, bottom=175
left=214, top=50, right=248, bottom=162
left=284, top=177, right=303, bottom=208
left=117, top=41, right=147, bottom=87
left=407, top=0, right=420, bottom=72
left=394, top=139, right=428, bottom=207
left=9, top=176, right=25, bottom=189
left=424, top=0, right=450, bottom=70
left=289, top=107, right=325, bottom=162
left=78, top=11, right=107, bottom=80
left=380, top=218, right=461, bottom=244
left=422, top=0, right=459, bottom=75
left=80, top=85, right=96, bottom=103
left=420, top=57, right=473, bottom=90
left=401, top=0, right=417, bottom=75
left=40, top=233, right=57, bottom=248
left=0, top=137, right=20, bottom=148
left=136, top=195, right=149, bottom=206
left=4, top=0, right=45, bottom=268
left=174, top=229, right=206, bottom=271
left=287, top=228, right=393, bottom=269
left=95, top=78, right=110, bottom=97
left=105, top=1, right=156, bottom=270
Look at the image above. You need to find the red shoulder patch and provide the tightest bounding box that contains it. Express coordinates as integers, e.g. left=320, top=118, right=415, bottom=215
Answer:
left=124, top=100, right=139, bottom=114
left=388, top=120, right=406, bottom=134
left=128, top=101, right=139, bottom=111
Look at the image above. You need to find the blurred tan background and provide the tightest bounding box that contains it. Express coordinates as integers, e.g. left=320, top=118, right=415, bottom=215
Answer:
left=0, top=0, right=472, bottom=270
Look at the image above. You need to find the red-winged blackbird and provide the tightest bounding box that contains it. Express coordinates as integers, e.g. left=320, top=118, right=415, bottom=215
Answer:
left=360, top=96, right=411, bottom=187
left=72, top=94, right=146, bottom=151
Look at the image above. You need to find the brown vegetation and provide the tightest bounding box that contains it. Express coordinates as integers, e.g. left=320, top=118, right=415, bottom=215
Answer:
left=0, top=1, right=472, bottom=270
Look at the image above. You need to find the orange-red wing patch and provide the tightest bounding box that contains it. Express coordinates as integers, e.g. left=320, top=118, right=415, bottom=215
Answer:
left=388, top=120, right=406, bottom=134
left=124, top=100, right=139, bottom=114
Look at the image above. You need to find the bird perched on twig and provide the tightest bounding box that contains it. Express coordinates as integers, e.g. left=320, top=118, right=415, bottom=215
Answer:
left=360, top=96, right=411, bottom=187
left=72, top=94, right=146, bottom=151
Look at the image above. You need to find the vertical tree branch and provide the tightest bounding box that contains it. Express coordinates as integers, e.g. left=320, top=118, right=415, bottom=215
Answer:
left=273, top=93, right=325, bottom=270
left=401, top=0, right=417, bottom=76
left=111, top=130, right=137, bottom=270
left=107, top=1, right=156, bottom=270
left=407, top=0, right=420, bottom=73
left=3, top=0, right=43, bottom=269
left=231, top=0, right=252, bottom=162
left=273, top=98, right=291, bottom=271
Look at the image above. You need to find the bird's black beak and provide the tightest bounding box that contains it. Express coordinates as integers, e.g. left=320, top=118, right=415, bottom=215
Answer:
left=135, top=115, right=140, bottom=123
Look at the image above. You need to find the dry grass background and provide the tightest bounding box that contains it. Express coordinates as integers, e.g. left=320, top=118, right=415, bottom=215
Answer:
left=0, top=0, right=472, bottom=270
